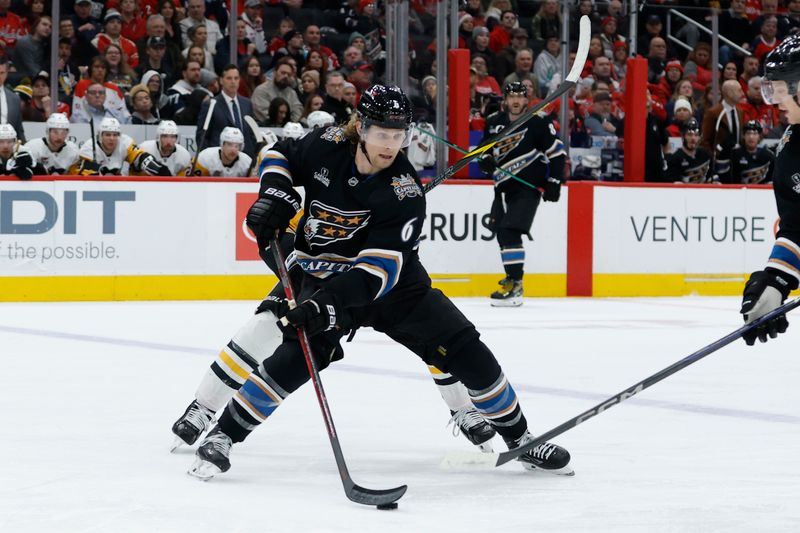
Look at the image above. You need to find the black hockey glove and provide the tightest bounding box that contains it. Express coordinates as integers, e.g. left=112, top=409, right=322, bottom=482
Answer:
left=246, top=181, right=302, bottom=241
left=477, top=154, right=497, bottom=176
left=740, top=269, right=794, bottom=345
left=255, top=293, right=289, bottom=317
left=542, top=176, right=562, bottom=202
left=138, top=154, right=172, bottom=176
left=283, top=290, right=340, bottom=336
left=10, top=151, right=34, bottom=180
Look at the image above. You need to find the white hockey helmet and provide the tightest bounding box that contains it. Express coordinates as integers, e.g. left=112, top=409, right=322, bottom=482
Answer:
left=0, top=123, right=17, bottom=140
left=282, top=121, right=304, bottom=139
left=220, top=126, right=244, bottom=146
left=46, top=113, right=70, bottom=132
left=98, top=117, right=121, bottom=135
left=306, top=110, right=335, bottom=129
left=157, top=120, right=179, bottom=137
left=262, top=130, right=279, bottom=150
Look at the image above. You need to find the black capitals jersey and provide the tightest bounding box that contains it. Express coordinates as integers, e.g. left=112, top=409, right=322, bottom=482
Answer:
left=769, top=124, right=800, bottom=259
left=665, top=147, right=713, bottom=183
left=729, top=146, right=774, bottom=184
left=259, top=126, right=427, bottom=309
left=483, top=111, right=565, bottom=188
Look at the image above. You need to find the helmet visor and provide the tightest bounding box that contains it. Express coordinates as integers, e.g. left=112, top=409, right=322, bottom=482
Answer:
left=361, top=123, right=413, bottom=150
left=761, top=79, right=794, bottom=105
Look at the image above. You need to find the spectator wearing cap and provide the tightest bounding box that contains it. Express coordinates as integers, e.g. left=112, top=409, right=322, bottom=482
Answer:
left=637, top=14, right=666, bottom=59
left=666, top=98, right=694, bottom=137
left=348, top=60, right=374, bottom=97
left=458, top=12, right=475, bottom=49
left=599, top=16, right=625, bottom=60
left=129, top=83, right=159, bottom=124
left=180, top=0, right=224, bottom=52
left=137, top=36, right=175, bottom=87
left=119, top=0, right=148, bottom=43
left=252, top=57, right=303, bottom=123
left=242, top=0, right=267, bottom=55
left=495, top=28, right=530, bottom=83
left=534, top=35, right=560, bottom=98
left=530, top=0, right=560, bottom=52
left=273, top=29, right=306, bottom=73
left=71, top=0, right=101, bottom=45
left=652, top=59, right=682, bottom=106
left=502, top=48, right=539, bottom=96
left=612, top=41, right=628, bottom=81
left=0, top=57, right=25, bottom=142
left=489, top=10, right=517, bottom=53
left=298, top=69, right=320, bottom=104
left=342, top=81, right=357, bottom=107
left=411, top=75, right=437, bottom=123
left=137, top=15, right=183, bottom=75
left=585, top=91, right=623, bottom=138
left=92, top=9, right=140, bottom=69
left=11, top=15, right=51, bottom=79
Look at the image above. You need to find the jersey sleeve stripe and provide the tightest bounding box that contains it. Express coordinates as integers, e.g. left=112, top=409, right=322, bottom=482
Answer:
left=768, top=238, right=800, bottom=281
left=353, top=248, right=403, bottom=299
left=545, top=139, right=566, bottom=159
left=258, top=150, right=292, bottom=181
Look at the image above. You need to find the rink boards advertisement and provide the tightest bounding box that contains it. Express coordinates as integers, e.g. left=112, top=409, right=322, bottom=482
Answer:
left=0, top=178, right=778, bottom=301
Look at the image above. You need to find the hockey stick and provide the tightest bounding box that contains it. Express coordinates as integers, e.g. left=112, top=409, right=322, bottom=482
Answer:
left=188, top=98, right=217, bottom=176
left=243, top=115, right=264, bottom=176
left=90, top=116, right=97, bottom=162
left=269, top=234, right=408, bottom=506
left=442, top=297, right=800, bottom=469
left=422, top=15, right=590, bottom=194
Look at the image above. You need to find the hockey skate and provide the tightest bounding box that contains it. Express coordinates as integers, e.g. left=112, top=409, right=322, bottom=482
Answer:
left=490, top=277, right=523, bottom=307
left=170, top=400, right=216, bottom=452
left=448, top=407, right=496, bottom=452
left=505, top=431, right=574, bottom=475
left=188, top=426, right=233, bottom=481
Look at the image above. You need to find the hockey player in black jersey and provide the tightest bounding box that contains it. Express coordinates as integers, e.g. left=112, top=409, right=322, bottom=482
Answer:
left=729, top=120, right=775, bottom=184
left=664, top=118, right=714, bottom=184
left=478, top=82, right=566, bottom=306
left=188, top=84, right=573, bottom=479
left=739, top=37, right=800, bottom=344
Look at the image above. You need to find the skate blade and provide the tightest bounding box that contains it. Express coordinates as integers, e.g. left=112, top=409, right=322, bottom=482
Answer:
left=477, top=441, right=494, bottom=453
left=490, top=297, right=523, bottom=307
left=187, top=457, right=222, bottom=481
left=170, top=436, right=186, bottom=453
left=521, top=462, right=575, bottom=476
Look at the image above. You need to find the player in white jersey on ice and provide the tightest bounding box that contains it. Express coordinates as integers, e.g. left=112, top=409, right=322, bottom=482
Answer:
left=21, top=113, right=80, bottom=175
left=192, top=126, right=252, bottom=177
left=138, top=120, right=192, bottom=176
left=70, top=117, right=170, bottom=176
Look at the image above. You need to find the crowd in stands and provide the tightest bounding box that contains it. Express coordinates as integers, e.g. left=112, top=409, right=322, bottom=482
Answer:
left=0, top=0, right=796, bottom=182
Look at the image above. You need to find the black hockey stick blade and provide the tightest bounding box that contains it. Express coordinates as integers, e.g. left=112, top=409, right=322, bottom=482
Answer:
left=269, top=236, right=407, bottom=505
left=441, top=297, right=800, bottom=469
left=423, top=15, right=590, bottom=194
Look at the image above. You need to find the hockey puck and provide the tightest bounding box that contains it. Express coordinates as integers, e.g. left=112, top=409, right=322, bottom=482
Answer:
left=376, top=502, right=398, bottom=510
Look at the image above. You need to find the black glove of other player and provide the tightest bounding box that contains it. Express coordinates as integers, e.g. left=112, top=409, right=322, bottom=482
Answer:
left=246, top=181, right=302, bottom=241
left=283, top=290, right=340, bottom=336
left=740, top=269, right=793, bottom=345
left=255, top=293, right=290, bottom=317
left=10, top=151, right=34, bottom=180
left=477, top=154, right=497, bottom=176
left=139, top=154, right=172, bottom=176
left=542, top=176, right=562, bottom=202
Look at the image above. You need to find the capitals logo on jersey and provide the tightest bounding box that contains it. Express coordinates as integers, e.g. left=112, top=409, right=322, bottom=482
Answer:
left=303, top=200, right=370, bottom=247
left=391, top=173, right=421, bottom=201
left=492, top=129, right=527, bottom=159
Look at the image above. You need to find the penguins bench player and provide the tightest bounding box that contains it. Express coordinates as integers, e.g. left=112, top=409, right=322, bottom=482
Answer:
left=188, top=84, right=573, bottom=480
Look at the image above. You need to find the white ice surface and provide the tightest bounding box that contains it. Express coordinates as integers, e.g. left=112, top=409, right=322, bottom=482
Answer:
left=1, top=297, right=799, bottom=532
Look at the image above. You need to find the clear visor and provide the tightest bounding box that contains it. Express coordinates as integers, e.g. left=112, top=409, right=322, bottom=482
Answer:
left=360, top=124, right=413, bottom=150
left=761, top=79, right=794, bottom=105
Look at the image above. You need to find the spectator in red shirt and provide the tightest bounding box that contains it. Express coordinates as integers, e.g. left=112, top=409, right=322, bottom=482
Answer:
left=740, top=54, right=760, bottom=94
left=119, top=0, right=148, bottom=43
left=0, top=0, right=26, bottom=60
left=684, top=41, right=713, bottom=91
left=666, top=98, right=693, bottom=137
left=739, top=75, right=781, bottom=136
left=471, top=54, right=501, bottom=96
left=92, top=10, right=140, bottom=69
left=752, top=15, right=781, bottom=62
left=489, top=10, right=516, bottom=53
left=21, top=0, right=46, bottom=34
left=304, top=24, right=340, bottom=71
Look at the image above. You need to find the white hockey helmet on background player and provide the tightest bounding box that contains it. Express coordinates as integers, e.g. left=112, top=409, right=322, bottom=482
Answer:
left=0, top=123, right=17, bottom=159
left=46, top=113, right=70, bottom=133
left=306, top=110, right=335, bottom=130
left=157, top=120, right=180, bottom=153
left=220, top=126, right=244, bottom=147
left=98, top=117, right=122, bottom=153
left=281, top=122, right=304, bottom=139
left=98, top=117, right=121, bottom=135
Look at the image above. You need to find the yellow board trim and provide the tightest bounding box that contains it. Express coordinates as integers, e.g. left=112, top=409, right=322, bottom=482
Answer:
left=0, top=272, right=782, bottom=302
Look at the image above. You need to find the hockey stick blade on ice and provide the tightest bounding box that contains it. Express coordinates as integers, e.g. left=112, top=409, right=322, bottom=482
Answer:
left=188, top=98, right=217, bottom=176
left=270, top=234, right=407, bottom=506
left=422, top=15, right=590, bottom=194
left=441, top=297, right=800, bottom=469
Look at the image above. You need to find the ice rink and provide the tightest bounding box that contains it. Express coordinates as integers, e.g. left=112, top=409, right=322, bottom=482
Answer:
left=1, top=296, right=799, bottom=532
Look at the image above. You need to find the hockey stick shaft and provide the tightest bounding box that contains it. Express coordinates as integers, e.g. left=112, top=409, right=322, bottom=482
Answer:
left=189, top=98, right=217, bottom=176
left=269, top=234, right=407, bottom=505
left=244, top=115, right=264, bottom=176
left=90, top=116, right=96, bottom=162
left=422, top=15, right=590, bottom=194
left=491, top=297, right=800, bottom=467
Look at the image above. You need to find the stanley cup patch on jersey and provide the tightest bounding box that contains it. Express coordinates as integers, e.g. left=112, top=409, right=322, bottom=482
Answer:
left=303, top=200, right=371, bottom=248
left=391, top=173, right=422, bottom=200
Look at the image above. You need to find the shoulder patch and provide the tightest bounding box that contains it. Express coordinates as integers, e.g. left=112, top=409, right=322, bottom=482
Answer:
left=321, top=126, right=346, bottom=143
left=391, top=173, right=422, bottom=201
